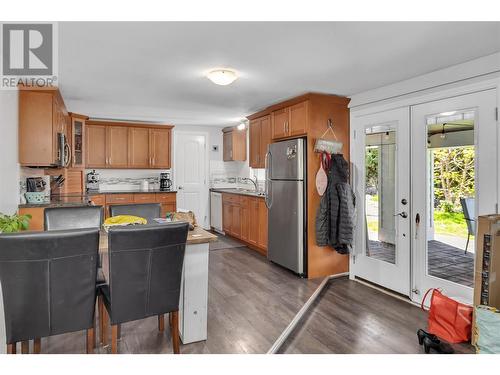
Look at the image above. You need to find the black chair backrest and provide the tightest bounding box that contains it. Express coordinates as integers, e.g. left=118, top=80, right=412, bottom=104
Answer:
left=109, top=203, right=161, bottom=221
left=107, top=223, right=189, bottom=325
left=0, top=229, right=99, bottom=344
left=44, top=206, right=103, bottom=231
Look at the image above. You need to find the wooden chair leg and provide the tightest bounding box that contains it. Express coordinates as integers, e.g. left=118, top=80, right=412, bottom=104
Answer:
left=158, top=314, right=165, bottom=332
left=102, top=306, right=109, bottom=346
left=7, top=343, right=16, bottom=354
left=20, top=341, right=29, bottom=354
left=111, top=324, right=118, bottom=354
left=86, top=328, right=95, bottom=354
left=98, top=295, right=104, bottom=345
left=33, top=338, right=41, bottom=354
left=169, top=313, right=173, bottom=329
left=171, top=310, right=180, bottom=354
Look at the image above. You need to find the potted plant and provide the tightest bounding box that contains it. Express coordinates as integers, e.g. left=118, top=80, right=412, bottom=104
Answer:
left=0, top=213, right=32, bottom=233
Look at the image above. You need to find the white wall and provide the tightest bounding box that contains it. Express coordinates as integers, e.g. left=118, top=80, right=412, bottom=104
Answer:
left=0, top=90, right=19, bottom=354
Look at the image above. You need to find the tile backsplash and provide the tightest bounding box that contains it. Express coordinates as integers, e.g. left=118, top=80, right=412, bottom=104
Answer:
left=86, top=169, right=168, bottom=191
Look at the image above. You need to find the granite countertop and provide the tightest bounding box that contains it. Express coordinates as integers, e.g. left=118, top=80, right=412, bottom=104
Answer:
left=210, top=187, right=266, bottom=198
left=19, top=200, right=91, bottom=209
left=87, top=189, right=177, bottom=195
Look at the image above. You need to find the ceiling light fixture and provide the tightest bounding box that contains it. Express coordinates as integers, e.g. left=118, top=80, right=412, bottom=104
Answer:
left=206, top=68, right=238, bottom=86
left=237, top=123, right=246, bottom=130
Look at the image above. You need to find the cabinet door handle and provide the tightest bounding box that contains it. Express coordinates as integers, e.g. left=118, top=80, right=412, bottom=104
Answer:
left=283, top=121, right=286, bottom=135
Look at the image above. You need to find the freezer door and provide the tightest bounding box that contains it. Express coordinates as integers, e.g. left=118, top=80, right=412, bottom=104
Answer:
left=267, top=179, right=304, bottom=274
left=269, top=138, right=304, bottom=180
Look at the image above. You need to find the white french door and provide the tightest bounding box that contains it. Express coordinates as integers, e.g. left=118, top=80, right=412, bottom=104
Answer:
left=351, top=108, right=411, bottom=296
left=411, top=90, right=498, bottom=304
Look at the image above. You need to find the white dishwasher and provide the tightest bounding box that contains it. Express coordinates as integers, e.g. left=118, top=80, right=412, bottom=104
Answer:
left=210, top=191, right=224, bottom=233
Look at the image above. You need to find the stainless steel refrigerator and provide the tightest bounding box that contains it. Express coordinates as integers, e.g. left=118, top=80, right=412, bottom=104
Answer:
left=265, top=138, right=306, bottom=276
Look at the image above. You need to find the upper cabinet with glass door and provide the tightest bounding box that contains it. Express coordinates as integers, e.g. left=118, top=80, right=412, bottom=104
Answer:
left=69, top=113, right=88, bottom=168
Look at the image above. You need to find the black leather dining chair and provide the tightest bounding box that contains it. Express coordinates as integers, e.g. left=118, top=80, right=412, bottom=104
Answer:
left=98, top=223, right=189, bottom=354
left=0, top=228, right=100, bottom=354
left=44, top=206, right=103, bottom=231
left=109, top=203, right=161, bottom=221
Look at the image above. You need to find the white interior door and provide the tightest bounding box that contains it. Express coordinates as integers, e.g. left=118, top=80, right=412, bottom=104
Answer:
left=173, top=131, right=209, bottom=229
left=351, top=107, right=411, bottom=296
left=411, top=89, right=498, bottom=304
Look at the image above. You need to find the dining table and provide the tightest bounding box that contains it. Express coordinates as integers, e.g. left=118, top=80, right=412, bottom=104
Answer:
left=99, top=224, right=217, bottom=345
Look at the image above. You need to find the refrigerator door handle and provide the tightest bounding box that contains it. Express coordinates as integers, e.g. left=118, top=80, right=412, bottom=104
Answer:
left=265, top=150, right=272, bottom=209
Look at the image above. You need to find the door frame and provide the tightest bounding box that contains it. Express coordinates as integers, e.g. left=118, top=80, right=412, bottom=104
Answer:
left=350, top=107, right=412, bottom=296
left=172, top=130, right=210, bottom=229
left=350, top=77, right=500, bottom=301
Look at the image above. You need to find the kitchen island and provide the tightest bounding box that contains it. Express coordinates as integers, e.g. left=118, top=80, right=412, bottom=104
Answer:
left=100, top=225, right=217, bottom=344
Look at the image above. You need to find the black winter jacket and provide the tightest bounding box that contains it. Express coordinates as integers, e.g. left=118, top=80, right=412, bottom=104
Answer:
left=315, top=154, right=356, bottom=254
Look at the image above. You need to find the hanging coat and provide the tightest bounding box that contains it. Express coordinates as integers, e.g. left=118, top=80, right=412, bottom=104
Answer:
left=315, top=154, right=356, bottom=254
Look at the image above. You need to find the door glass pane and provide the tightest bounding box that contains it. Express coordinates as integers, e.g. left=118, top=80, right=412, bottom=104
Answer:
left=365, top=125, right=396, bottom=264
left=426, top=110, right=475, bottom=287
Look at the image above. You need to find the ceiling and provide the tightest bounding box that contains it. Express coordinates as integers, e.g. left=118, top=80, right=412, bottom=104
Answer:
left=58, top=22, right=500, bottom=127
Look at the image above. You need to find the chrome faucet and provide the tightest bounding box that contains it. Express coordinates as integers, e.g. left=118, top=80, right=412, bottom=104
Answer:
left=242, top=177, right=259, bottom=192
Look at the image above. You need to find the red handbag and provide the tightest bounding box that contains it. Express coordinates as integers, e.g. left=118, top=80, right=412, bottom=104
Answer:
left=421, top=288, right=473, bottom=343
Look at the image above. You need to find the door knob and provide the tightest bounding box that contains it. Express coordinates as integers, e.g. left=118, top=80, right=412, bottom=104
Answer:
left=394, top=211, right=408, bottom=218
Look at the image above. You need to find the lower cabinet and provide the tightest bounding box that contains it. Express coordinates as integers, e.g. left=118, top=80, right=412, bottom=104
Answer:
left=221, top=193, right=268, bottom=255
left=90, top=192, right=177, bottom=218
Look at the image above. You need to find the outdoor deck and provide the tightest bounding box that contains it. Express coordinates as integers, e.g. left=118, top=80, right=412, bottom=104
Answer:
left=368, top=240, right=474, bottom=287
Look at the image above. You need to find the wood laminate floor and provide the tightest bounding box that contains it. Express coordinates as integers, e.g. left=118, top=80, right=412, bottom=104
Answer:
left=279, top=278, right=474, bottom=354
left=37, top=243, right=320, bottom=354
left=30, top=236, right=473, bottom=354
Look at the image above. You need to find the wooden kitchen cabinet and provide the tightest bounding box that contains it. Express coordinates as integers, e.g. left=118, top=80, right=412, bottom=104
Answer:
left=221, top=193, right=267, bottom=254
left=240, top=196, right=249, bottom=242
left=257, top=198, right=268, bottom=252
left=128, top=127, right=150, bottom=168
left=249, top=115, right=271, bottom=168
left=19, top=88, right=69, bottom=167
left=222, top=127, right=246, bottom=161
left=150, top=128, right=171, bottom=169
left=289, top=101, right=308, bottom=136
left=271, top=107, right=289, bottom=140
left=155, top=192, right=177, bottom=216
left=86, top=124, right=107, bottom=168
left=247, top=197, right=260, bottom=247
left=271, top=100, right=308, bottom=140
left=89, top=194, right=106, bottom=207
left=69, top=113, right=88, bottom=168
left=86, top=120, right=173, bottom=169
left=18, top=207, right=44, bottom=231
left=107, top=126, right=129, bottom=168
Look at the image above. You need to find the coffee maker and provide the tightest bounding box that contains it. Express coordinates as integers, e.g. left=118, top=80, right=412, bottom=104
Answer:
left=160, top=172, right=172, bottom=191
left=86, top=170, right=100, bottom=191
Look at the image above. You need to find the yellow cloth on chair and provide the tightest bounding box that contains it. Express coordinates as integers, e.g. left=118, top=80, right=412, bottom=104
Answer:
left=103, top=215, right=147, bottom=230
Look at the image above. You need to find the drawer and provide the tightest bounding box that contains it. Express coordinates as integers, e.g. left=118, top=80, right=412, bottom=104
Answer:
left=222, top=193, right=240, bottom=204
left=89, top=194, right=105, bottom=206
left=156, top=193, right=176, bottom=203
left=133, top=193, right=157, bottom=203
left=105, top=194, right=134, bottom=204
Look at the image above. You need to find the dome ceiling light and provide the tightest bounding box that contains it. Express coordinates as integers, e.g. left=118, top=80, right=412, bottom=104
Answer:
left=206, top=68, right=238, bottom=86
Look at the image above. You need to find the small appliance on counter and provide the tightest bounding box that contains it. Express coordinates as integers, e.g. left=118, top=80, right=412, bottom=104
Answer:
left=140, top=179, right=149, bottom=191
left=25, top=176, right=51, bottom=204
left=86, top=170, right=100, bottom=190
left=160, top=172, right=172, bottom=191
